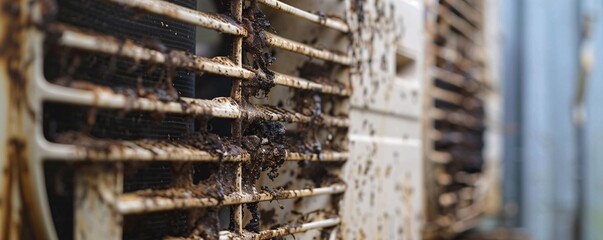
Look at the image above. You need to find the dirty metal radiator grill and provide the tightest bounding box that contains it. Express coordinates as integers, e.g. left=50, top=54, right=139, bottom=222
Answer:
left=424, top=0, right=486, bottom=236
left=26, top=0, right=351, bottom=239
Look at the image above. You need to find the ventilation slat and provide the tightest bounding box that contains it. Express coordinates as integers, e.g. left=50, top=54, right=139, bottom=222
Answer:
left=41, top=81, right=242, bottom=119
left=432, top=67, right=468, bottom=88
left=116, top=184, right=346, bottom=214
left=105, top=0, right=247, bottom=36
left=431, top=88, right=464, bottom=106
left=435, top=46, right=481, bottom=71
left=265, top=32, right=352, bottom=65
left=257, top=0, right=349, bottom=32
left=221, top=218, right=341, bottom=240
left=41, top=139, right=348, bottom=162
left=251, top=105, right=350, bottom=128
left=429, top=152, right=453, bottom=164
left=437, top=7, right=479, bottom=43
left=442, top=0, right=481, bottom=27
left=429, top=109, right=480, bottom=129
left=273, top=73, right=350, bottom=96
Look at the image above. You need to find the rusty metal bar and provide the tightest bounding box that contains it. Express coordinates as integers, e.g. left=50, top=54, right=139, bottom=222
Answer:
left=429, top=151, right=453, bottom=164
left=251, top=105, right=350, bottom=128
left=39, top=138, right=348, bottom=162
left=429, top=109, right=479, bottom=129
left=285, top=151, right=348, bottom=161
left=431, top=67, right=465, bottom=88
left=431, top=88, right=464, bottom=105
left=273, top=73, right=350, bottom=96
left=442, top=0, right=481, bottom=27
left=256, top=0, right=349, bottom=32
left=435, top=46, right=481, bottom=72
left=439, top=192, right=458, bottom=207
left=221, top=218, right=342, bottom=240
left=116, top=184, right=346, bottom=214
left=40, top=82, right=242, bottom=119
left=264, top=32, right=352, bottom=65
left=437, top=7, right=479, bottom=43
left=432, top=67, right=480, bottom=92
left=105, top=0, right=247, bottom=36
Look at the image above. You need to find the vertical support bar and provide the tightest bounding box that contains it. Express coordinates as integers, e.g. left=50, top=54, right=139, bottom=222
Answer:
left=230, top=0, right=244, bottom=234
left=75, top=164, right=123, bottom=240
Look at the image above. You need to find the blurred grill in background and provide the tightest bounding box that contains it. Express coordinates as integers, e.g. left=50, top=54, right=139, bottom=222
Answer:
left=424, top=0, right=488, bottom=237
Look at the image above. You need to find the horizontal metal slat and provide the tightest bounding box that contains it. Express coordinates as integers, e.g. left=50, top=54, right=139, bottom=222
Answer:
left=273, top=73, right=350, bottom=96
left=437, top=7, right=479, bottom=44
left=432, top=88, right=464, bottom=105
left=106, top=0, right=247, bottom=36
left=167, top=218, right=341, bottom=240
left=221, top=218, right=341, bottom=240
left=265, top=32, right=352, bottom=65
left=432, top=68, right=465, bottom=87
left=42, top=81, right=239, bottom=117
left=251, top=105, right=349, bottom=128
left=257, top=0, right=349, bottom=32
left=435, top=46, right=482, bottom=71
left=43, top=137, right=348, bottom=162
left=435, top=47, right=482, bottom=75
left=442, top=0, right=481, bottom=28
left=116, top=184, right=346, bottom=214
left=429, top=151, right=453, bottom=164
left=41, top=81, right=241, bottom=118
left=429, top=109, right=479, bottom=129
left=431, top=67, right=468, bottom=89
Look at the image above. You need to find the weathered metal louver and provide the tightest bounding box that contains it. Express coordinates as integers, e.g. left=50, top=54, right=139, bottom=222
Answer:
left=424, top=0, right=487, bottom=237
left=14, top=0, right=352, bottom=239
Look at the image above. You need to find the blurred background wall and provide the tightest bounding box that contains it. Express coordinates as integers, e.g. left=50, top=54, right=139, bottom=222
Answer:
left=501, top=0, right=603, bottom=239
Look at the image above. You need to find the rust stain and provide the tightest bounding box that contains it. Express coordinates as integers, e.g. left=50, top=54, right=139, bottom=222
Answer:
left=1, top=0, right=30, bottom=238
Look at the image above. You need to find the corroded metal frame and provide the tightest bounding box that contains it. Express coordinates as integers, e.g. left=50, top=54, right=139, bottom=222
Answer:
left=1, top=0, right=353, bottom=239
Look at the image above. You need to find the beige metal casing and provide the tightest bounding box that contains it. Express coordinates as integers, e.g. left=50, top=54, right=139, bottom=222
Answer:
left=343, top=0, right=425, bottom=239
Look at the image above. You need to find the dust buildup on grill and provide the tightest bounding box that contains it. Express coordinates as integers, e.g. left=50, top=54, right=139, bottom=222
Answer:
left=293, top=61, right=348, bottom=160
left=297, top=163, right=343, bottom=188
left=241, top=0, right=276, bottom=99
left=242, top=121, right=287, bottom=185
left=244, top=203, right=261, bottom=233
left=189, top=209, right=221, bottom=240
left=259, top=208, right=278, bottom=229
